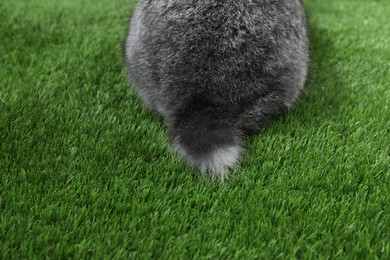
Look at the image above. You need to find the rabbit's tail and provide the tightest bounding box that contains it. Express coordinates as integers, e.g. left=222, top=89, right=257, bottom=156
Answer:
left=169, top=109, right=243, bottom=177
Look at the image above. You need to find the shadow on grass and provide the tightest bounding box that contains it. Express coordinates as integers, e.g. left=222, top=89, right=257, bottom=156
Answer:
left=301, top=21, right=350, bottom=120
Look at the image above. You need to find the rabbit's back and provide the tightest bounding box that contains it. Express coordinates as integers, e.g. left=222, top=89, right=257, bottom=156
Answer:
left=125, top=0, right=309, bottom=175
left=126, top=0, right=308, bottom=116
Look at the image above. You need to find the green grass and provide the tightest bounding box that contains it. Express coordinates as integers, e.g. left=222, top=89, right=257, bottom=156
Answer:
left=1, top=0, right=389, bottom=258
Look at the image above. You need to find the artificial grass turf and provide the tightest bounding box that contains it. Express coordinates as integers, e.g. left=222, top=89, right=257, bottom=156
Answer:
left=0, top=0, right=389, bottom=258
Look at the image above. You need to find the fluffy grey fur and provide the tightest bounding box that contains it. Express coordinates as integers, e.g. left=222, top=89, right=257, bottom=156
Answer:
left=125, top=0, right=309, bottom=176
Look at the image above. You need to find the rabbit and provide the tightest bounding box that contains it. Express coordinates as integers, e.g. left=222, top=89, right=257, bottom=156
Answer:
left=124, top=0, right=309, bottom=177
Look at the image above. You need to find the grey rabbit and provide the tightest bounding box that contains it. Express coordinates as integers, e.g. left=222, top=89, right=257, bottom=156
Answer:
left=125, top=0, right=309, bottom=176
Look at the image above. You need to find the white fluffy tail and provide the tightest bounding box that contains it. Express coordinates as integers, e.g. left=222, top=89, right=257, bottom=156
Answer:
left=173, top=142, right=242, bottom=176
left=169, top=112, right=243, bottom=177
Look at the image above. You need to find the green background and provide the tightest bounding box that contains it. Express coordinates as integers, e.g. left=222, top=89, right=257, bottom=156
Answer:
left=1, top=0, right=389, bottom=258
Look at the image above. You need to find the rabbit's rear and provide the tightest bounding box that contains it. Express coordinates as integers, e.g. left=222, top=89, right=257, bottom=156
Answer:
left=125, top=0, right=309, bottom=176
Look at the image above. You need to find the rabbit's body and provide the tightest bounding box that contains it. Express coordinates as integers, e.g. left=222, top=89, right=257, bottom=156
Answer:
left=125, top=0, right=309, bottom=176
